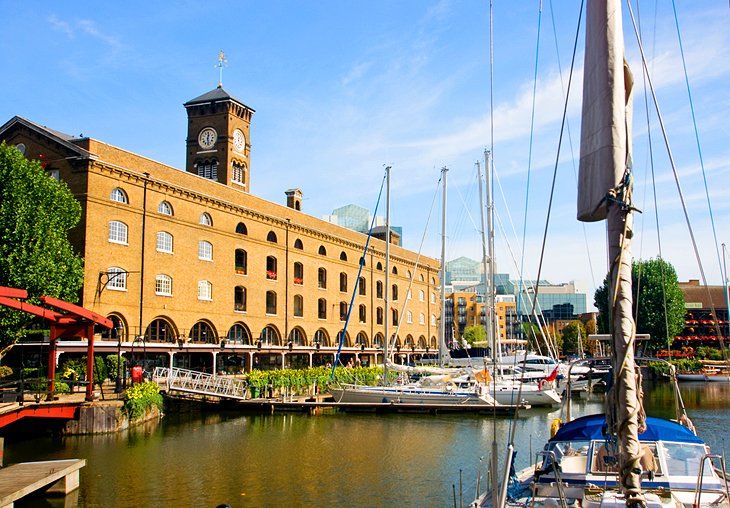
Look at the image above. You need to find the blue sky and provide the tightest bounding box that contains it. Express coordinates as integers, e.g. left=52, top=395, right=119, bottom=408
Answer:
left=2, top=1, right=729, bottom=306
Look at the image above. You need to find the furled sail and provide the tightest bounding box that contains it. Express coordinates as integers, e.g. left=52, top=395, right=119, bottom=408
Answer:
left=578, top=0, right=644, bottom=506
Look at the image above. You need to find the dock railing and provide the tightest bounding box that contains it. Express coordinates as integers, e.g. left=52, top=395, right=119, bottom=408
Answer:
left=152, top=367, right=248, bottom=400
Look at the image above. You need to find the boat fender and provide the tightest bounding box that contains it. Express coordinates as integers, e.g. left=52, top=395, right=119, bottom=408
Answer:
left=550, top=418, right=562, bottom=438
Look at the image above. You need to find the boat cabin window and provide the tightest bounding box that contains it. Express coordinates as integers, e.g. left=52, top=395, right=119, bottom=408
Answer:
left=662, top=443, right=713, bottom=477
left=545, top=441, right=590, bottom=474
left=591, top=442, right=661, bottom=476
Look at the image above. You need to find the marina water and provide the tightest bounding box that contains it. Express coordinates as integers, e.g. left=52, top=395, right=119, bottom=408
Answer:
left=6, top=381, right=729, bottom=507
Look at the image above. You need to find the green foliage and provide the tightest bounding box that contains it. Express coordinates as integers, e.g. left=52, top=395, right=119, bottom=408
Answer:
left=60, top=358, right=86, bottom=379
left=104, top=355, right=126, bottom=381
left=671, top=358, right=703, bottom=372
left=0, top=143, right=85, bottom=349
left=594, top=258, right=685, bottom=352
left=244, top=366, right=389, bottom=397
left=521, top=322, right=544, bottom=352
left=695, top=347, right=724, bottom=361
left=561, top=321, right=586, bottom=355
left=93, top=356, right=107, bottom=388
left=0, top=366, right=12, bottom=379
left=462, top=325, right=487, bottom=347
left=123, top=381, right=163, bottom=421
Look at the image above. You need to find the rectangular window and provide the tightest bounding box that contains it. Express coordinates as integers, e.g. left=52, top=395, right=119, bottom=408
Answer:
left=156, top=232, right=173, bottom=253
left=198, top=240, right=213, bottom=261
left=198, top=281, right=212, bottom=301
left=108, top=221, right=128, bottom=244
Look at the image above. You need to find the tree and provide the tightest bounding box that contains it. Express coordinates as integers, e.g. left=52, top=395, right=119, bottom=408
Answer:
left=0, top=143, right=84, bottom=349
left=561, top=320, right=586, bottom=356
left=462, top=325, right=486, bottom=347
left=594, top=258, right=685, bottom=352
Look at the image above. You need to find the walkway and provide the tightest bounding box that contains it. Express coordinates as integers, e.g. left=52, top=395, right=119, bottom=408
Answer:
left=152, top=367, right=248, bottom=400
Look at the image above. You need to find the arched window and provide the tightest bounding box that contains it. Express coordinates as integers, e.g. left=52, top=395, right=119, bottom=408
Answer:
left=198, top=240, right=213, bottom=261
left=339, top=251, right=347, bottom=261
left=392, top=266, right=398, bottom=275
left=392, top=284, right=398, bottom=301
left=198, top=280, right=212, bottom=301
left=145, top=319, right=173, bottom=343
left=266, top=291, right=277, bottom=315
left=110, top=187, right=128, bottom=204
left=318, top=245, right=327, bottom=256
left=156, top=231, right=173, bottom=253
left=231, top=161, right=246, bottom=184
left=235, top=249, right=247, bottom=274
left=259, top=326, right=281, bottom=346
left=376, top=262, right=383, bottom=271
left=358, top=277, right=366, bottom=296
left=431, top=314, right=437, bottom=326
left=374, top=334, right=384, bottom=348
left=190, top=322, right=215, bottom=343
left=431, top=277, right=437, bottom=285
left=266, top=256, right=277, bottom=280
left=108, top=221, right=128, bottom=244
left=431, top=292, right=437, bottom=304
left=155, top=274, right=172, bottom=296
left=339, top=301, right=348, bottom=321
left=318, top=268, right=327, bottom=289
left=356, top=332, right=368, bottom=347
left=196, top=159, right=218, bottom=180
left=376, top=307, right=384, bottom=325
left=359, top=304, right=367, bottom=323
left=293, top=262, right=303, bottom=284
left=407, top=311, right=413, bottom=324
left=407, top=270, right=412, bottom=279
left=289, top=327, right=305, bottom=345
left=106, top=267, right=127, bottom=290
left=419, top=274, right=425, bottom=282
left=227, top=323, right=250, bottom=345
left=337, top=330, right=351, bottom=347
left=314, top=329, right=328, bottom=347
left=419, top=290, right=425, bottom=302
left=158, top=201, right=173, bottom=215
left=199, top=212, right=212, bottom=226
left=318, top=298, right=327, bottom=319
left=234, top=286, right=246, bottom=312
left=376, top=281, right=383, bottom=299
left=235, top=222, right=248, bottom=235
left=420, top=312, right=425, bottom=325
left=294, top=238, right=303, bottom=250
left=293, top=295, right=303, bottom=317
left=267, top=231, right=278, bottom=243
left=339, top=272, right=347, bottom=292
left=392, top=308, right=399, bottom=326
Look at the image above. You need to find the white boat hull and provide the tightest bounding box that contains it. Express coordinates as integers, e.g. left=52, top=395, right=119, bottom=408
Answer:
left=329, top=384, right=497, bottom=405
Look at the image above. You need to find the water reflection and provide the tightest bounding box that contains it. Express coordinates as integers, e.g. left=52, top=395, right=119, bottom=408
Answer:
left=5, top=380, right=729, bottom=507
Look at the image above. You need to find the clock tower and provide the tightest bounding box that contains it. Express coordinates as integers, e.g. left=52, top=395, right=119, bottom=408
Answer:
left=184, top=86, right=255, bottom=191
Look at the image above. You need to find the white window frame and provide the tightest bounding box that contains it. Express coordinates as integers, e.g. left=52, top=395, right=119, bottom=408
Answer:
left=407, top=310, right=413, bottom=324
left=107, top=267, right=127, bottom=291
left=108, top=220, right=128, bottom=245
left=110, top=187, right=128, bottom=204
left=156, top=231, right=173, bottom=253
left=419, top=290, right=425, bottom=302
left=156, top=274, right=172, bottom=296
left=420, top=312, right=425, bottom=325
left=199, top=213, right=212, bottom=226
left=198, top=240, right=213, bottom=261
left=198, top=280, right=213, bottom=301
left=158, top=201, right=173, bottom=216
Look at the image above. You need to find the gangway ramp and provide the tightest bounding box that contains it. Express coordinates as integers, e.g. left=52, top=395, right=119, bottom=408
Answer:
left=152, top=367, right=248, bottom=400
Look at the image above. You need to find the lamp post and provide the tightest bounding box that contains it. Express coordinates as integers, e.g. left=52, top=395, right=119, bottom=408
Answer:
left=115, top=325, right=123, bottom=393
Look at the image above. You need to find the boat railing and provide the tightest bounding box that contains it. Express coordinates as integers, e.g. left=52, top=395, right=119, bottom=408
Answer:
left=152, top=366, right=248, bottom=400
left=695, top=453, right=730, bottom=507
left=533, top=450, right=568, bottom=508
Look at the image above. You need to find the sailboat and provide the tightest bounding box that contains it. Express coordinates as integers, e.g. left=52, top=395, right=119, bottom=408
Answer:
left=329, top=166, right=500, bottom=407
left=472, top=0, right=729, bottom=506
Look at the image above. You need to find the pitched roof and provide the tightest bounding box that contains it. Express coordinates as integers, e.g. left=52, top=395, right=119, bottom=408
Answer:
left=183, top=86, right=255, bottom=112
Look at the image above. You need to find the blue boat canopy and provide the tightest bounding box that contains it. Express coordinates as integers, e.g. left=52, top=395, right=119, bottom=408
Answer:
left=550, top=414, right=703, bottom=444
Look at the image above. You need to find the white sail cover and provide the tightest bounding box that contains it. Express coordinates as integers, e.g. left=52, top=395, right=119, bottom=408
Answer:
left=577, top=0, right=634, bottom=222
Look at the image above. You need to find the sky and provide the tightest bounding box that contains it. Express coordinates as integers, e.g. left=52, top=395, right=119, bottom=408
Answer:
left=2, top=1, right=729, bottom=308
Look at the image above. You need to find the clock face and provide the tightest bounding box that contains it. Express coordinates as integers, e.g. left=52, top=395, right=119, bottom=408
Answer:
left=198, top=127, right=217, bottom=149
left=233, top=129, right=245, bottom=152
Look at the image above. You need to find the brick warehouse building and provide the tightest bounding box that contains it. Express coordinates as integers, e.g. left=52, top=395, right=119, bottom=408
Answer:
left=0, top=86, right=441, bottom=373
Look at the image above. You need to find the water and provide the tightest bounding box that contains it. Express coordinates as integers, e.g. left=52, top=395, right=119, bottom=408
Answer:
left=6, top=381, right=730, bottom=508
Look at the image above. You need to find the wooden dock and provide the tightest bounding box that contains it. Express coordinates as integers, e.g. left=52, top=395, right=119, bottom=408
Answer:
left=0, top=458, right=85, bottom=507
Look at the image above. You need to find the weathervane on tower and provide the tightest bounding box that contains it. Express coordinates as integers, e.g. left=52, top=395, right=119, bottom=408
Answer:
left=216, top=51, right=228, bottom=88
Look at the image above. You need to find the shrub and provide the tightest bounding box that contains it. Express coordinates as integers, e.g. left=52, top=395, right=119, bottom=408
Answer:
left=123, top=381, right=163, bottom=421
left=0, top=366, right=13, bottom=379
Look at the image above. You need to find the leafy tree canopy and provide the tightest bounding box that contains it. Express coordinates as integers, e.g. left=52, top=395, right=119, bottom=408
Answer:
left=0, top=143, right=84, bottom=348
left=462, top=325, right=486, bottom=347
left=561, top=320, right=586, bottom=356
left=594, top=258, right=685, bottom=352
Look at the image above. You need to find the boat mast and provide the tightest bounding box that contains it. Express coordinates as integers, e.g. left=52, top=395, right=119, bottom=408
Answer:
left=578, top=0, right=644, bottom=503
left=723, top=243, right=730, bottom=353
left=438, top=166, right=448, bottom=367
left=485, top=149, right=497, bottom=363
left=383, top=166, right=391, bottom=382
left=477, top=158, right=491, bottom=366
